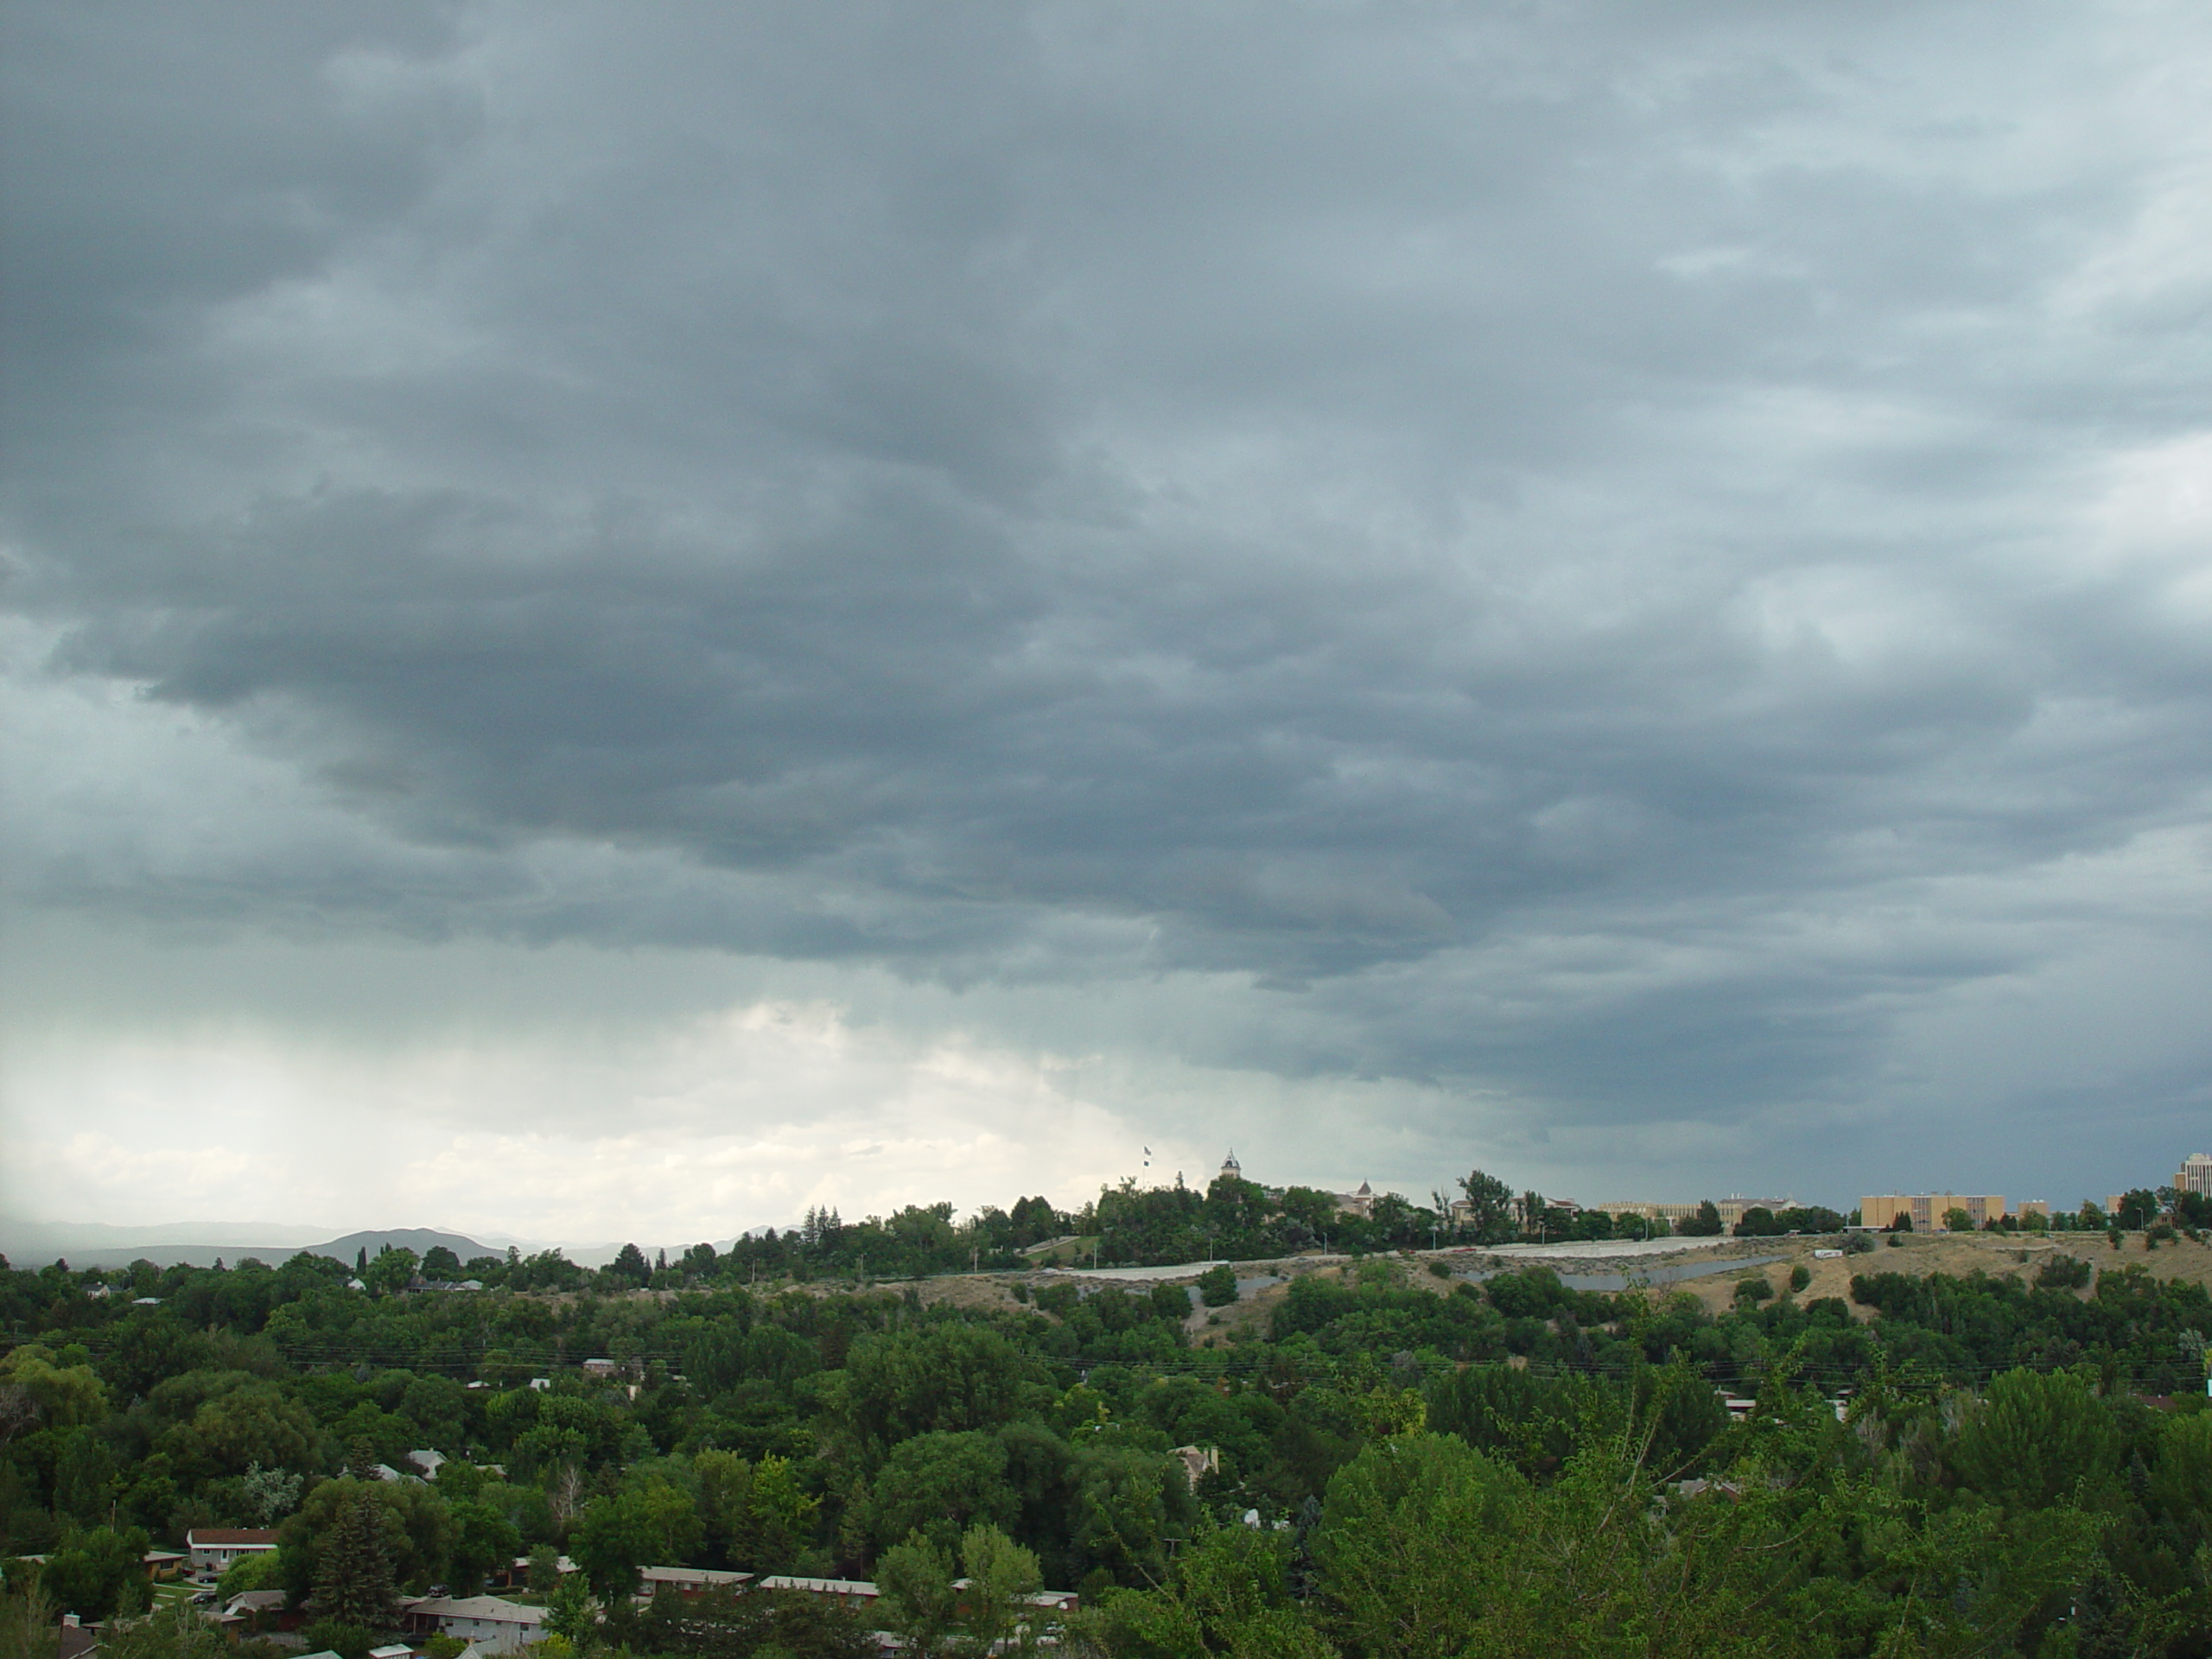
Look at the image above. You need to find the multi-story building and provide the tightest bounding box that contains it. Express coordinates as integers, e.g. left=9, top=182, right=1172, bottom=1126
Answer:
left=2177, top=1154, right=2212, bottom=1198
left=1859, top=1193, right=2006, bottom=1230
left=1600, top=1198, right=1792, bottom=1230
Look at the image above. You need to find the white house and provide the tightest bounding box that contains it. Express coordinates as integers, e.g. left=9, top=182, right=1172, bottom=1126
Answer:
left=404, top=1595, right=548, bottom=1653
left=186, top=1529, right=277, bottom=1581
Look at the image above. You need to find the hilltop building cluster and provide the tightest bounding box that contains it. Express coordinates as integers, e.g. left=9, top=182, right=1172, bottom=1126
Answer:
left=1858, top=1194, right=2046, bottom=1230
left=1217, top=1151, right=1382, bottom=1220
left=1216, top=1149, right=2212, bottom=1241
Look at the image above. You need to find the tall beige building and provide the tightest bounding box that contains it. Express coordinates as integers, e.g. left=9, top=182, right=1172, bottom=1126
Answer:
left=1859, top=1192, right=2010, bottom=1230
left=1599, top=1198, right=1790, bottom=1229
left=2177, top=1154, right=2212, bottom=1198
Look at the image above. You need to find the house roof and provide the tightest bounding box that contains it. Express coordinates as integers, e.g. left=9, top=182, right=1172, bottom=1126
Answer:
left=639, top=1567, right=753, bottom=1587
left=186, top=1529, right=277, bottom=1548
left=224, top=1592, right=289, bottom=1614
left=409, top=1597, right=545, bottom=1624
left=756, top=1576, right=879, bottom=1599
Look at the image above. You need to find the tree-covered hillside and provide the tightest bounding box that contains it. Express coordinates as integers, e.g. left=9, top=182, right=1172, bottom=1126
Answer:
left=3, top=1205, right=2210, bottom=1658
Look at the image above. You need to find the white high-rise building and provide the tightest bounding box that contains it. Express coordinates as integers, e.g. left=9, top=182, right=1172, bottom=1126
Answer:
left=2177, top=1154, right=2212, bottom=1198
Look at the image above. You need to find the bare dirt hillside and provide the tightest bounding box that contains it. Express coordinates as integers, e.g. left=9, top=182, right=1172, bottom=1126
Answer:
left=1673, top=1230, right=2212, bottom=1318
left=782, top=1230, right=2212, bottom=1336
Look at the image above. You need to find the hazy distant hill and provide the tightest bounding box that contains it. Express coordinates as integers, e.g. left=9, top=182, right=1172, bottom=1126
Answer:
left=0, top=1220, right=772, bottom=1272
left=308, top=1228, right=499, bottom=1267
left=0, top=1221, right=497, bottom=1271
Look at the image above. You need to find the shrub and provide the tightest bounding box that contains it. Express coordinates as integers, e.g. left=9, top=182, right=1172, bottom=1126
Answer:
left=1733, top=1278, right=1774, bottom=1306
left=217, top=1551, right=284, bottom=1599
left=298, top=1622, right=374, bottom=1659
left=2034, top=1255, right=2092, bottom=1291
left=1427, top=1260, right=1452, bottom=1279
left=1034, top=1283, right=1079, bottom=1319
left=1485, top=1268, right=1565, bottom=1319
left=1788, top=1264, right=1810, bottom=1292
left=1198, top=1265, right=1239, bottom=1307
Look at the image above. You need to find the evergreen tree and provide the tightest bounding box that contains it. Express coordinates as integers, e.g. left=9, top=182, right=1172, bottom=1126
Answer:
left=608, top=1243, right=649, bottom=1286
left=310, top=1490, right=397, bottom=1630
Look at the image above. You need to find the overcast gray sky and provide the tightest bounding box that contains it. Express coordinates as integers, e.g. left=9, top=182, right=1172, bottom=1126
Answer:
left=3, top=1, right=2208, bottom=1245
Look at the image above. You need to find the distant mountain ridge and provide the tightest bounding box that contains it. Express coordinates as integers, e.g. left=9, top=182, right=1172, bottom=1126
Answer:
left=0, top=1221, right=773, bottom=1271
left=309, top=1228, right=500, bottom=1267
left=0, top=1222, right=499, bottom=1271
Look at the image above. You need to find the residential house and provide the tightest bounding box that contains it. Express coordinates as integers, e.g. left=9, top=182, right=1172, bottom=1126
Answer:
left=639, top=1567, right=753, bottom=1598
left=186, top=1529, right=277, bottom=1582
left=58, top=1614, right=99, bottom=1659
left=498, top=1555, right=576, bottom=1590
left=402, top=1595, right=547, bottom=1653
left=1171, top=1445, right=1220, bottom=1489
left=753, top=1577, right=881, bottom=1610
left=219, top=1590, right=291, bottom=1634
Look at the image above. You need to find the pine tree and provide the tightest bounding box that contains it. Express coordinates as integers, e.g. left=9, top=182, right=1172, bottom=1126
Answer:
left=310, top=1490, right=398, bottom=1629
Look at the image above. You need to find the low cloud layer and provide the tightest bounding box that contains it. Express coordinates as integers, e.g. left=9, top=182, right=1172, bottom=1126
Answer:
left=4, top=2, right=2209, bottom=1230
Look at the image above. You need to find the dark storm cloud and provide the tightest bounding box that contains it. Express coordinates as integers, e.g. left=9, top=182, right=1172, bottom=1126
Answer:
left=5, top=0, right=2210, bottom=1137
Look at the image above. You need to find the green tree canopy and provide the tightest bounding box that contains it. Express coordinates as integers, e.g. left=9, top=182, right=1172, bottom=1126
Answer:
left=308, top=1490, right=398, bottom=1630
left=1952, top=1368, right=2121, bottom=1509
left=1455, top=1169, right=1516, bottom=1246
